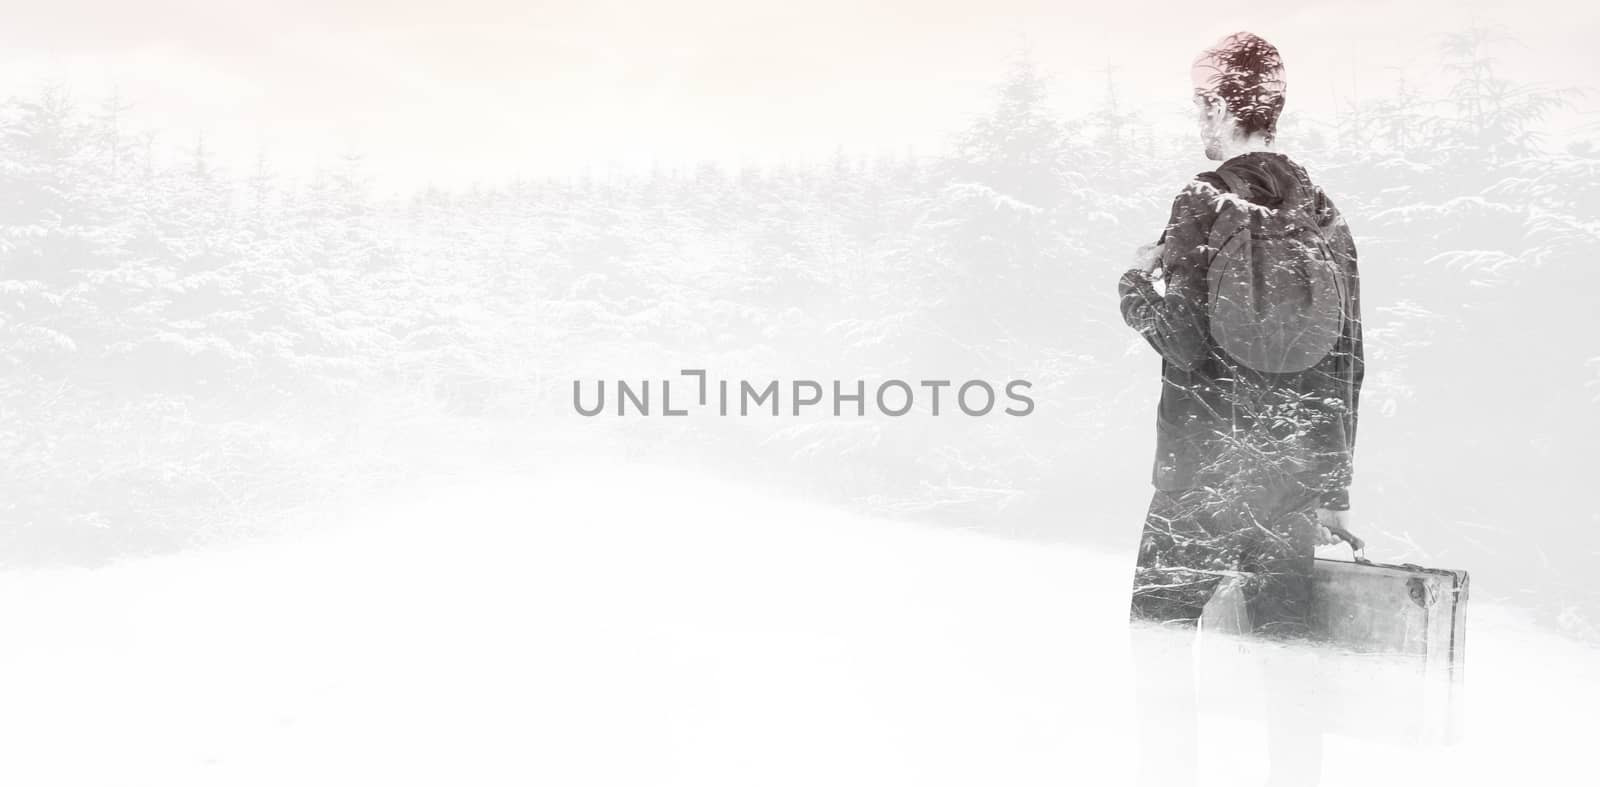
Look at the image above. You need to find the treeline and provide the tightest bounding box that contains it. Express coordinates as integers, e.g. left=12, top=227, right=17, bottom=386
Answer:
left=2, top=28, right=1597, bottom=638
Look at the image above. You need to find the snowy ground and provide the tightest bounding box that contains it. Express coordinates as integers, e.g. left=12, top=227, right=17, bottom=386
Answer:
left=1, top=460, right=1592, bottom=786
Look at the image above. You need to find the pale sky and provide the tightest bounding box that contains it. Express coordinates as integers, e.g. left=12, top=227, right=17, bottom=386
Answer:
left=2, top=0, right=1595, bottom=191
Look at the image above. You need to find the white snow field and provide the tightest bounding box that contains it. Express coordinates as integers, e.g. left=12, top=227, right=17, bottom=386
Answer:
left=0, top=460, right=1592, bottom=786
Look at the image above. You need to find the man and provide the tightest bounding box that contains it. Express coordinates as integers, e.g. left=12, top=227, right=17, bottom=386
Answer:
left=1117, top=32, right=1365, bottom=786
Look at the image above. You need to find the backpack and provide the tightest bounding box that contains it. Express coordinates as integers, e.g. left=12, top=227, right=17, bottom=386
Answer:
left=1202, top=167, right=1348, bottom=374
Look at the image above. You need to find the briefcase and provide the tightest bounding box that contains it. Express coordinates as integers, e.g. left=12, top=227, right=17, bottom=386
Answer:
left=1196, top=545, right=1470, bottom=745
left=1308, top=551, right=1469, bottom=744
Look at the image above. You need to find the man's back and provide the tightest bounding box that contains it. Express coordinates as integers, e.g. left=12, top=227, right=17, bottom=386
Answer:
left=1119, top=151, right=1365, bottom=512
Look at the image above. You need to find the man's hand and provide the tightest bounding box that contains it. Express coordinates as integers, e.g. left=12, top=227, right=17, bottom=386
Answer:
left=1314, top=507, right=1362, bottom=550
left=1130, top=241, right=1165, bottom=279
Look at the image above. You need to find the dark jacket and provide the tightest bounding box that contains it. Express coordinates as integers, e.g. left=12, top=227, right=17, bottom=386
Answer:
left=1118, top=151, right=1364, bottom=510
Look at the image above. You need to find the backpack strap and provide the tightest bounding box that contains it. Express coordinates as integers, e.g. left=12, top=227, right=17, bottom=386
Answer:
left=1194, top=171, right=1227, bottom=193
left=1212, top=168, right=1252, bottom=200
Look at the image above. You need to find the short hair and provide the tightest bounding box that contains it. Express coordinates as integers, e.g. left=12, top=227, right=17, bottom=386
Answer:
left=1191, top=32, right=1287, bottom=140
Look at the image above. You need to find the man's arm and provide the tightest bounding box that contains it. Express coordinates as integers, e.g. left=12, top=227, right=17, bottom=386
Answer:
left=1309, top=186, right=1364, bottom=512
left=1117, top=178, right=1223, bottom=371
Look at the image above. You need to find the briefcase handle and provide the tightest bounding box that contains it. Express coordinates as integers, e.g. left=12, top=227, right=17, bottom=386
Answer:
left=1327, top=524, right=1370, bottom=564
